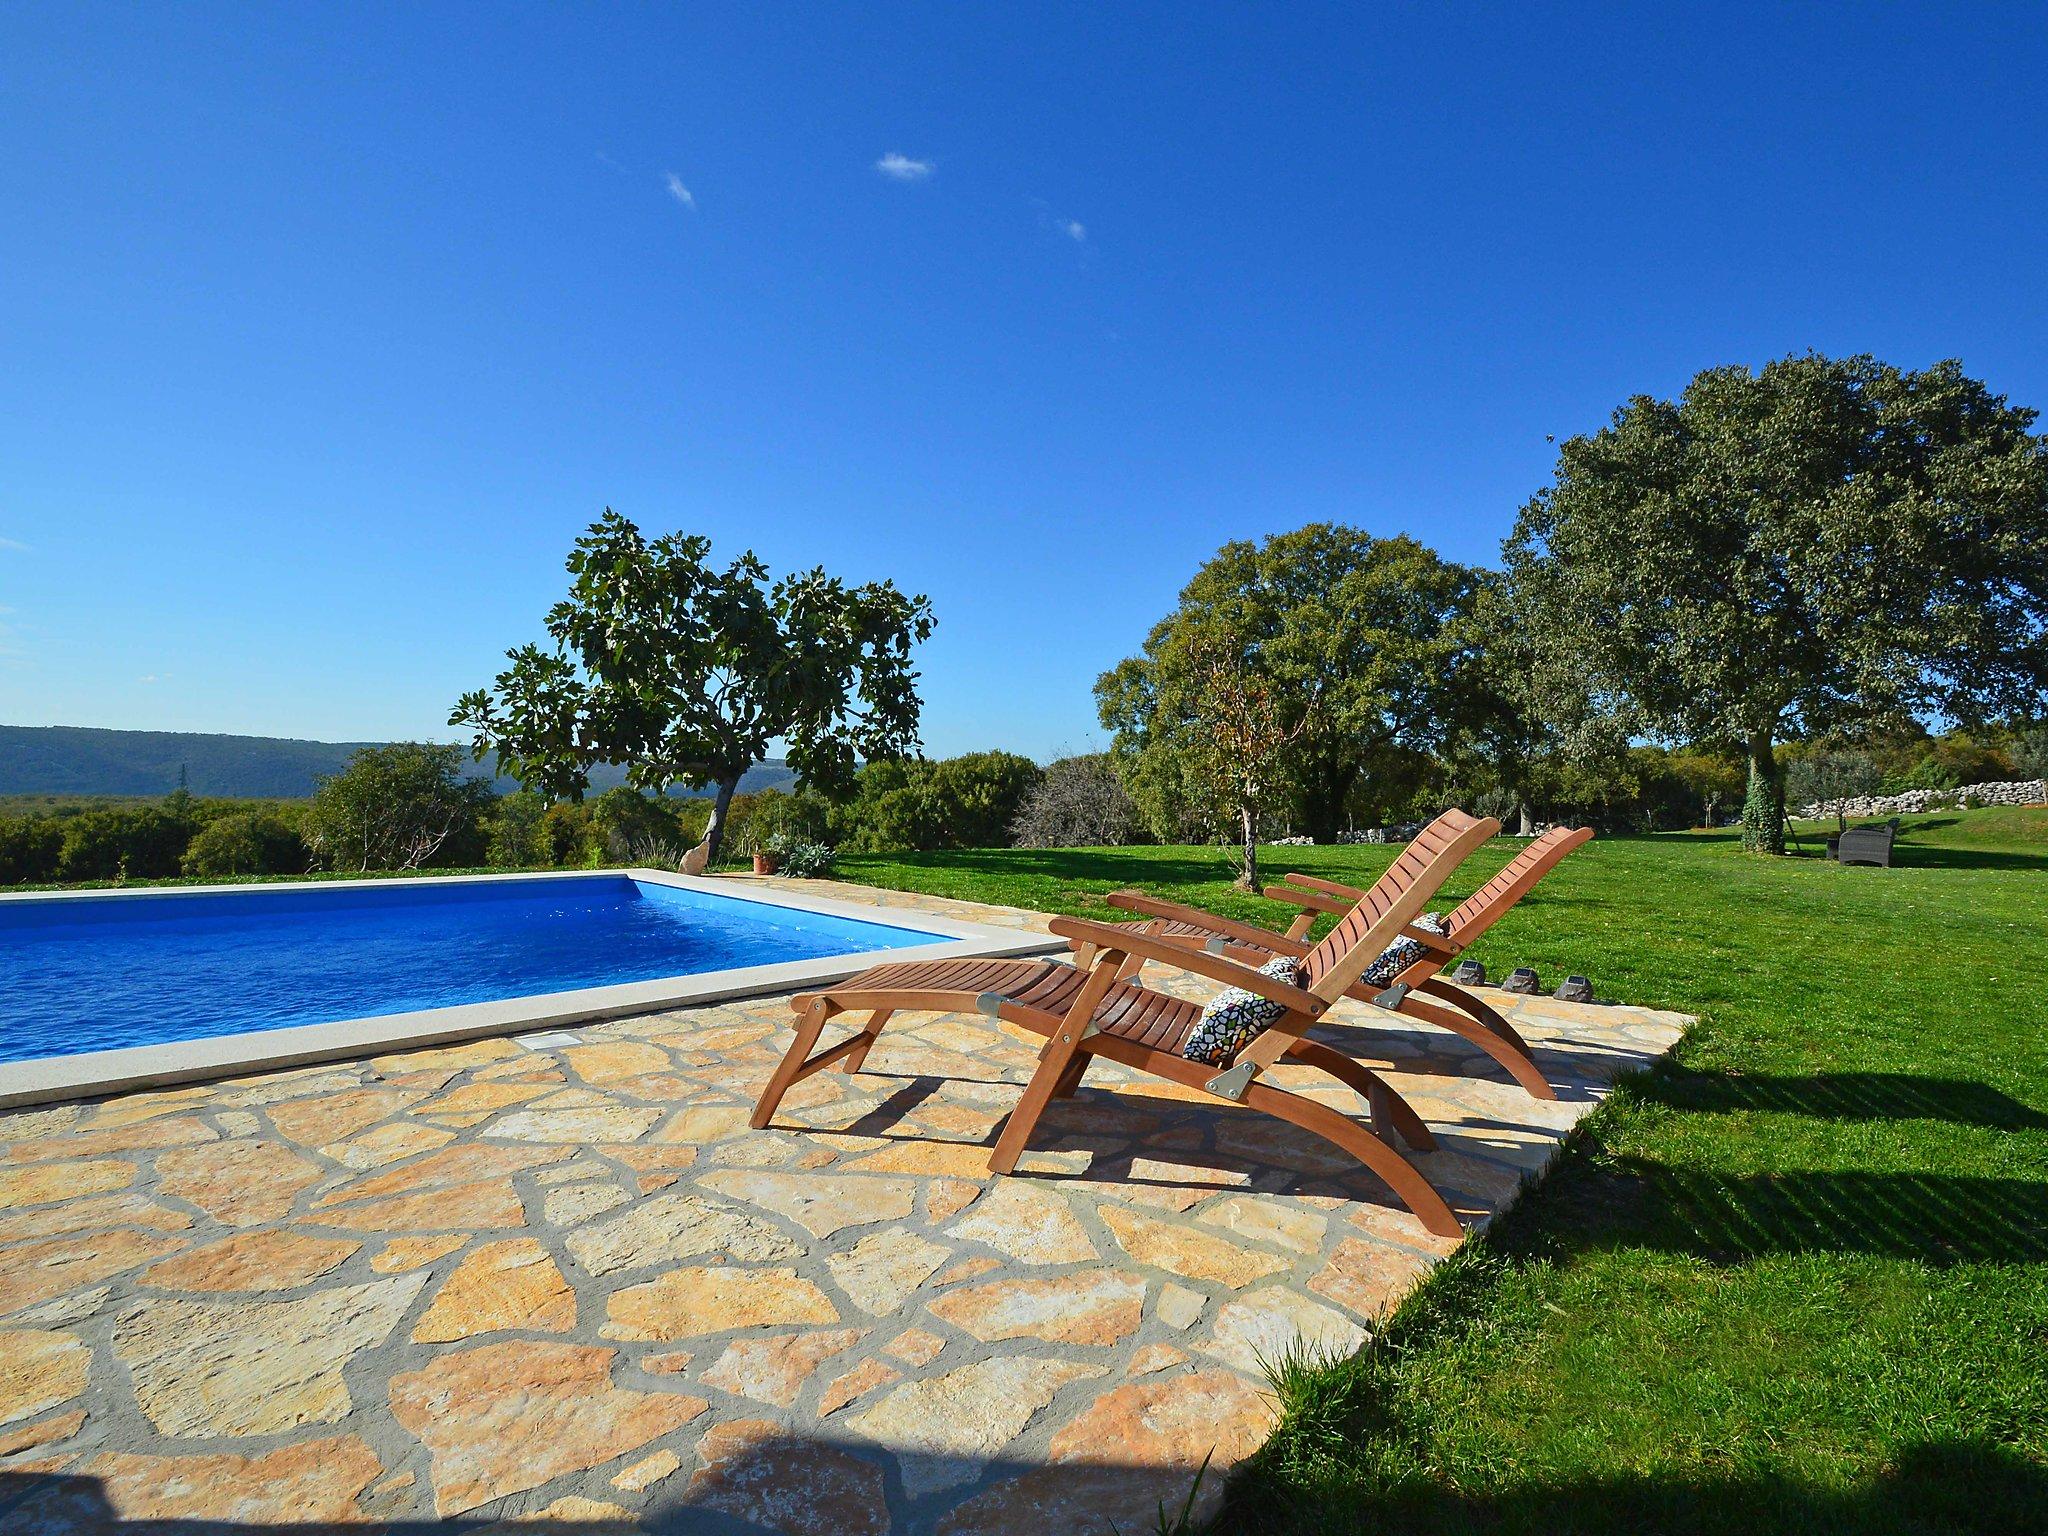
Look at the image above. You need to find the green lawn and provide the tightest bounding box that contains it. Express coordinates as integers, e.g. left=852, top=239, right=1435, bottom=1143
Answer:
left=831, top=811, right=2048, bottom=1534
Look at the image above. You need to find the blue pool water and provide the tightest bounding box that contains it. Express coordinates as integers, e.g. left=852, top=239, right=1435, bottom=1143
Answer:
left=0, top=875, right=942, bottom=1064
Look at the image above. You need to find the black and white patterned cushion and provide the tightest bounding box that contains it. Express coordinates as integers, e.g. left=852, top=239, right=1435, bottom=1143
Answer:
left=1182, top=955, right=1305, bottom=1067
left=1359, top=911, right=1450, bottom=989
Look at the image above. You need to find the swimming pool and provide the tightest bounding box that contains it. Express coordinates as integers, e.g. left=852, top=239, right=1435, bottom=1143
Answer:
left=0, top=870, right=1057, bottom=1107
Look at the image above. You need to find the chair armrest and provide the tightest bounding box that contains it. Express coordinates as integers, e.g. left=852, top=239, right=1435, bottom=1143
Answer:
left=1046, top=917, right=1325, bottom=1015
left=1103, top=890, right=1306, bottom=955
left=1268, top=884, right=1354, bottom=918
left=1283, top=872, right=1367, bottom=902
left=1400, top=924, right=1459, bottom=956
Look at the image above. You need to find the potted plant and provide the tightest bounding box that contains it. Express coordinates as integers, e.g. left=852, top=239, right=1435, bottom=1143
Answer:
left=735, top=821, right=778, bottom=875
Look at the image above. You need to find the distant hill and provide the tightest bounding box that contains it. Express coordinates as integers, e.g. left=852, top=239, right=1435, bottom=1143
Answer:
left=0, top=725, right=794, bottom=801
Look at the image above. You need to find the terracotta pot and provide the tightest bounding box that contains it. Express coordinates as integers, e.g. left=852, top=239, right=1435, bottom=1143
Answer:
left=752, top=853, right=779, bottom=875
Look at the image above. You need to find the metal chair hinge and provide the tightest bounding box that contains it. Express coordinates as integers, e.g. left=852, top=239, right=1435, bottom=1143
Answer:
left=1204, top=937, right=1229, bottom=955
left=976, top=993, right=1009, bottom=1018
left=1372, top=982, right=1411, bottom=1011
left=1204, top=1060, right=1259, bottom=1101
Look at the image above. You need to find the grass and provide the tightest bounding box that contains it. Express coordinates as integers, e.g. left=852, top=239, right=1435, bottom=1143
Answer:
left=831, top=809, right=2048, bottom=1534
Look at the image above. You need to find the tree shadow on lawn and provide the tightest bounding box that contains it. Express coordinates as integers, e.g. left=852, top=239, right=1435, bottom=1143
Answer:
left=1886, top=844, right=2048, bottom=872
left=1643, top=1068, right=2048, bottom=1132
left=1222, top=1438, right=2048, bottom=1536
left=1579, top=1153, right=2048, bottom=1266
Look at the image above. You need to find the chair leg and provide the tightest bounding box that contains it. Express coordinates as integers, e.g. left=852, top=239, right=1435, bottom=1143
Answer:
left=839, top=1009, right=892, bottom=1073
left=1408, top=979, right=1556, bottom=1100
left=1239, top=1077, right=1462, bottom=1239
left=1285, top=1037, right=1435, bottom=1151
left=1049, top=1052, right=1090, bottom=1099
left=988, top=1025, right=1092, bottom=1175
left=751, top=998, right=837, bottom=1129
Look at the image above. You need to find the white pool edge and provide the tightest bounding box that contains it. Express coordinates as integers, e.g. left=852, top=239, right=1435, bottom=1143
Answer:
left=0, top=868, right=1065, bottom=1111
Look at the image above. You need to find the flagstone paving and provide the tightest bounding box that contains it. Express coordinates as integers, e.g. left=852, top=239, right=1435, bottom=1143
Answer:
left=0, top=877, right=1689, bottom=1534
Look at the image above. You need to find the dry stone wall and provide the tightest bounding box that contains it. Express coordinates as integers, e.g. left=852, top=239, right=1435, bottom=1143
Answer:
left=1796, top=778, right=2047, bottom=819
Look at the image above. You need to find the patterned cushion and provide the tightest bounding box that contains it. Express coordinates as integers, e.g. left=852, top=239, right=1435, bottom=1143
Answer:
left=1360, top=911, right=1450, bottom=989
left=1182, top=955, right=1305, bottom=1067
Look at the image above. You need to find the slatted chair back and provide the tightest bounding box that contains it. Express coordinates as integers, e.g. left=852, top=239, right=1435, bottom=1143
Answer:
left=1299, top=809, right=1499, bottom=1004
left=1442, top=826, right=1593, bottom=944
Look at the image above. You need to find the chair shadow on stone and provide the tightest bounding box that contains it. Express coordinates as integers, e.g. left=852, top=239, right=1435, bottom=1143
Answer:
left=14, top=1436, right=2045, bottom=1535
left=0, top=1441, right=1231, bottom=1536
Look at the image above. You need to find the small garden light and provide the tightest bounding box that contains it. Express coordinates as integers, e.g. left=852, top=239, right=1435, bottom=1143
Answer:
left=1452, top=959, right=1485, bottom=986
left=1555, top=975, right=1595, bottom=1003
left=1504, top=967, right=1540, bottom=994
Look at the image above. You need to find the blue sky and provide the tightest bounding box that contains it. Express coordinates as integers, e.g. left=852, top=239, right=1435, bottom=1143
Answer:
left=3, top=4, right=2046, bottom=762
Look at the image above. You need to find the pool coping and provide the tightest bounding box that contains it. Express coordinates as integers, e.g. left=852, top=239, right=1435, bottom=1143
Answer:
left=0, top=867, right=1064, bottom=1111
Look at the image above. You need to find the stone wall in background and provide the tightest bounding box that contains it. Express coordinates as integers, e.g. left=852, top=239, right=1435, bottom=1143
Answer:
left=1796, top=778, right=2048, bottom=820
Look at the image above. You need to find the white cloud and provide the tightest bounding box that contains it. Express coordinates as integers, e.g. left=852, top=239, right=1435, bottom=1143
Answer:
left=1063, top=220, right=1086, bottom=242
left=138, top=674, right=162, bottom=685
left=0, top=536, right=27, bottom=552
left=664, top=171, right=696, bottom=211
left=875, top=152, right=934, bottom=182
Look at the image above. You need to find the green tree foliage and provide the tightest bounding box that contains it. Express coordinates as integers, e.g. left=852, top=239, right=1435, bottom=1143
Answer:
left=1097, top=525, right=1482, bottom=846
left=56, top=804, right=199, bottom=881
left=0, top=815, right=64, bottom=884
left=487, top=792, right=550, bottom=868
left=539, top=801, right=598, bottom=866
left=589, top=786, right=689, bottom=864
left=1785, top=748, right=1883, bottom=832
left=1504, top=354, right=2048, bottom=852
left=838, top=752, right=1043, bottom=852
left=2013, top=724, right=2048, bottom=779
left=181, top=811, right=307, bottom=877
left=300, top=743, right=494, bottom=873
left=451, top=510, right=935, bottom=864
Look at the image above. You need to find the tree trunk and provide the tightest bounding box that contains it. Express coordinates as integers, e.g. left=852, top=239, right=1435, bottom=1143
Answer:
left=1299, top=761, right=1356, bottom=845
left=1238, top=802, right=1260, bottom=893
left=1741, top=732, right=1785, bottom=855
left=1515, top=800, right=1535, bottom=837
left=696, top=774, right=741, bottom=868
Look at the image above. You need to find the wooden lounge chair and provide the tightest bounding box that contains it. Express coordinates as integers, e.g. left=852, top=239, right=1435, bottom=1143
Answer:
left=1107, top=817, right=1593, bottom=1101
left=750, top=810, right=1501, bottom=1238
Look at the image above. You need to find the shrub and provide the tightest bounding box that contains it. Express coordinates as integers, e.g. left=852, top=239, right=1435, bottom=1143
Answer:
left=488, top=792, right=549, bottom=867
left=0, top=815, right=63, bottom=885
left=2011, top=725, right=2048, bottom=779
left=741, top=786, right=837, bottom=850
left=56, top=806, right=197, bottom=881
left=1009, top=754, right=1142, bottom=847
left=590, top=787, right=686, bottom=862
left=301, top=743, right=495, bottom=873
left=540, top=801, right=598, bottom=866
left=181, top=812, right=307, bottom=877
left=1786, top=748, right=1883, bottom=824
left=842, top=752, right=1044, bottom=851
left=769, top=833, right=835, bottom=877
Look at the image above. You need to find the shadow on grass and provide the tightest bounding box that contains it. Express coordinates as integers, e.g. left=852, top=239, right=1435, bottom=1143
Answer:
left=1640, top=1069, right=2048, bottom=1132
left=1590, top=1157, right=2048, bottom=1265
left=1888, top=845, right=2048, bottom=872
left=1221, top=1438, right=2048, bottom=1536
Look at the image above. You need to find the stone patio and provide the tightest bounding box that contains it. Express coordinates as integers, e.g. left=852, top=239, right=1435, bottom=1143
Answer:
left=0, top=878, right=1689, bottom=1534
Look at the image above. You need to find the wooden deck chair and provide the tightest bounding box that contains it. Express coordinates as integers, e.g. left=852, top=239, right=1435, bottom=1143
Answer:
left=1106, top=818, right=1593, bottom=1100
left=750, top=810, right=1499, bottom=1239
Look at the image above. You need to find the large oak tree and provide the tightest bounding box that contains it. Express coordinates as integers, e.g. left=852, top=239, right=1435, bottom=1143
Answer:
left=1096, top=524, right=1482, bottom=849
left=452, top=511, right=934, bottom=864
left=1504, top=355, right=2048, bottom=851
